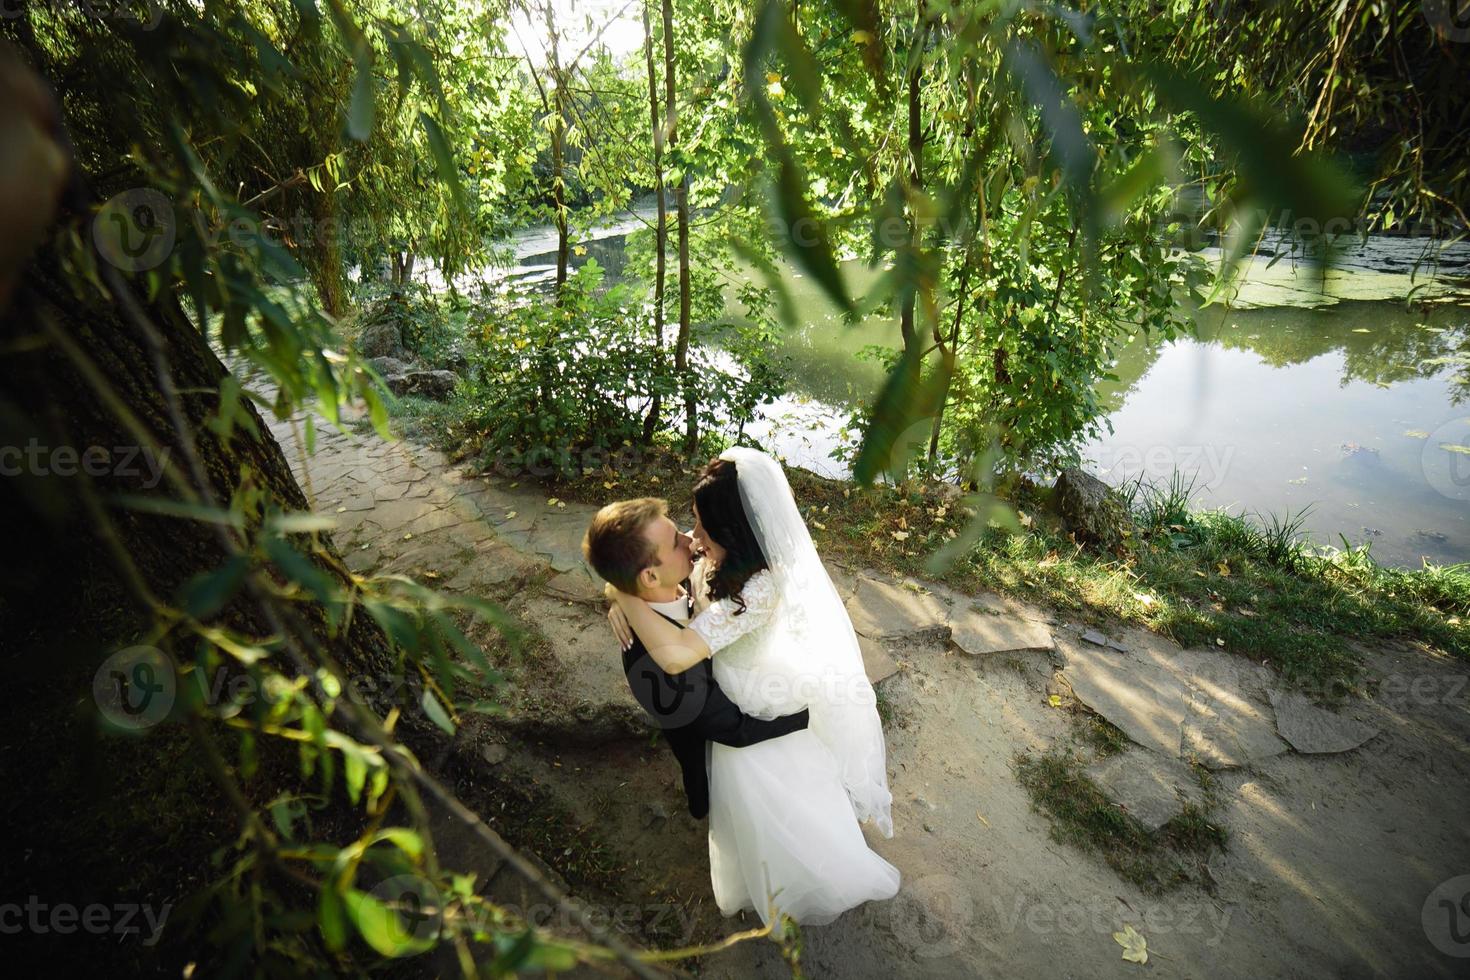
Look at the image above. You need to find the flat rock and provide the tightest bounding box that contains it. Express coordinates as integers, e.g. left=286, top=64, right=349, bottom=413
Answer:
left=949, top=607, right=1053, bottom=657
left=525, top=507, right=596, bottom=573
left=1080, top=629, right=1129, bottom=653
left=543, top=566, right=604, bottom=602
left=1086, top=748, right=1205, bottom=832
left=857, top=634, right=901, bottom=685
left=1166, top=650, right=1290, bottom=769
left=1056, top=635, right=1191, bottom=757
left=845, top=576, right=951, bottom=641
left=1269, top=689, right=1381, bottom=754
left=1181, top=689, right=1290, bottom=770
left=823, top=561, right=859, bottom=603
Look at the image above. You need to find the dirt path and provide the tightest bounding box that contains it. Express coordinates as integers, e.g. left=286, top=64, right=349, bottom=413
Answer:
left=269, top=413, right=1470, bottom=978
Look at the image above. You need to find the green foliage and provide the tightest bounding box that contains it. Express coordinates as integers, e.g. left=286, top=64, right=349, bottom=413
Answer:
left=456, top=261, right=661, bottom=467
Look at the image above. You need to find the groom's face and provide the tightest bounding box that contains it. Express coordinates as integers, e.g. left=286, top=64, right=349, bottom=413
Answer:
left=637, top=515, right=696, bottom=595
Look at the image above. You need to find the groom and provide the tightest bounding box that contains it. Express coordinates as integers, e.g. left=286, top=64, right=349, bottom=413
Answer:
left=582, top=497, right=809, bottom=819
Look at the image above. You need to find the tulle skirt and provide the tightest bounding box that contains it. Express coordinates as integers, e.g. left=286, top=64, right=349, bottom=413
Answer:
left=707, top=730, right=900, bottom=926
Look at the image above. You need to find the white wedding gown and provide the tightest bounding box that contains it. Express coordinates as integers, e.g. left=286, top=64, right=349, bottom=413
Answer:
left=688, top=562, right=900, bottom=926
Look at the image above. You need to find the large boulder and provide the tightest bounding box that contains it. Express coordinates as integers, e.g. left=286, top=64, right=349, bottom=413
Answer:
left=386, top=370, right=458, bottom=401
left=1054, top=467, right=1134, bottom=551
left=356, top=319, right=404, bottom=359
left=368, top=355, right=411, bottom=377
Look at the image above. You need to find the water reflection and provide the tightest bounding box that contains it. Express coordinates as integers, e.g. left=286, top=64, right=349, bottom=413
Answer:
left=505, top=221, right=1469, bottom=568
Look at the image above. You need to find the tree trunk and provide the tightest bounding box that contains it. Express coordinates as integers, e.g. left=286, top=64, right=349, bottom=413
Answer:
left=305, top=183, right=348, bottom=318
left=0, top=245, right=392, bottom=676
left=662, top=0, right=694, bottom=453
left=900, top=14, right=926, bottom=358
left=641, top=0, right=667, bottom=444
left=546, top=0, right=569, bottom=300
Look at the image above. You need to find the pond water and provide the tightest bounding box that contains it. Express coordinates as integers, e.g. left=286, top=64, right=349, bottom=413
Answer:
left=491, top=213, right=1470, bottom=569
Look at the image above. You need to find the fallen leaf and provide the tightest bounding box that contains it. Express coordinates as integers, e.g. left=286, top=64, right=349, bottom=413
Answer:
left=976, top=811, right=990, bottom=827
left=1216, top=561, right=1231, bottom=577
left=1113, top=923, right=1148, bottom=964
left=1048, top=694, right=1063, bottom=708
left=891, top=530, right=910, bottom=541
left=505, top=511, right=517, bottom=520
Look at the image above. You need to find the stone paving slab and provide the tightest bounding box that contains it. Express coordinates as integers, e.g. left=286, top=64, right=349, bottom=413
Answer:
left=1269, top=689, right=1381, bottom=754
left=1055, top=634, right=1191, bottom=758
left=1086, top=748, right=1205, bottom=832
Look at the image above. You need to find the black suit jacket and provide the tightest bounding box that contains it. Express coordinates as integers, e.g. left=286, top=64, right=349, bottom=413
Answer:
left=621, top=603, right=809, bottom=819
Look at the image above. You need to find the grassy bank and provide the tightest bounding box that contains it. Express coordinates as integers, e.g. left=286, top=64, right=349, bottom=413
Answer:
left=381, top=392, right=1469, bottom=695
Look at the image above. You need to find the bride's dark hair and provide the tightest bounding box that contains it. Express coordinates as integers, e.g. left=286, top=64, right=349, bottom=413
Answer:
left=692, top=458, right=768, bottom=615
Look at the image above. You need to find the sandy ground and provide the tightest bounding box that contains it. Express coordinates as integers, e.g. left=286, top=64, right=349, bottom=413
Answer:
left=271, top=413, right=1470, bottom=978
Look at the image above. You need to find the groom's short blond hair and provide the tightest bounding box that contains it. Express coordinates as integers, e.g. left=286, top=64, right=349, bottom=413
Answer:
left=582, top=497, right=667, bottom=595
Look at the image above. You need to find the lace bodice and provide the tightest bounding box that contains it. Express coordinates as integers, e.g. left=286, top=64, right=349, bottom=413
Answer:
left=688, top=566, right=779, bottom=658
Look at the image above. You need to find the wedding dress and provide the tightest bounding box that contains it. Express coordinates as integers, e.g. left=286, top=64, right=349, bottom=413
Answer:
left=687, top=447, right=899, bottom=926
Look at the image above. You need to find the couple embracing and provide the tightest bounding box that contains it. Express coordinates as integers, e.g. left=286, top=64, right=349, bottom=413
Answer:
left=581, top=447, right=899, bottom=927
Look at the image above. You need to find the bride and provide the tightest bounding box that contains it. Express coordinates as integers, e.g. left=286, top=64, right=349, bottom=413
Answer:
left=605, top=447, right=899, bottom=925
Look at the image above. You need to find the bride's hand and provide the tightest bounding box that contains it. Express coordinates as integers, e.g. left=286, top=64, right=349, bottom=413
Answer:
left=608, top=604, right=633, bottom=651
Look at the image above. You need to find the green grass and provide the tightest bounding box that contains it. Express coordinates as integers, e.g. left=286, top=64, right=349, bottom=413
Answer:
left=1013, top=748, right=1227, bottom=894
left=1074, top=713, right=1130, bottom=757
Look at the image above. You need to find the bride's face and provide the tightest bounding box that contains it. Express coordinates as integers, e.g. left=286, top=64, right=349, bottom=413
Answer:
left=690, top=502, right=726, bottom=566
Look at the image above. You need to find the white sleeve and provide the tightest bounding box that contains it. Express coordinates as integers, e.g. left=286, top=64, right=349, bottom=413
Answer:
left=687, top=570, right=778, bottom=654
